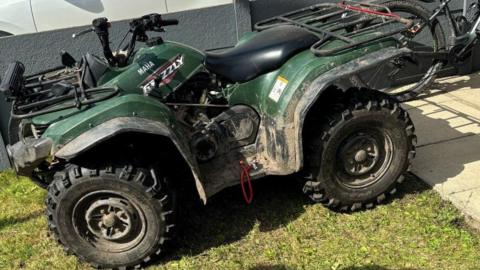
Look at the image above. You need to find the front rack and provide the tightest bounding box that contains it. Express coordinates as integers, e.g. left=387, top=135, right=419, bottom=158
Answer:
left=11, top=64, right=119, bottom=119
left=255, top=1, right=413, bottom=56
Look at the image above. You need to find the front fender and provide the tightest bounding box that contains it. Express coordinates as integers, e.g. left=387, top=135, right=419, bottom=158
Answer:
left=35, top=94, right=177, bottom=145
left=54, top=117, right=207, bottom=203
left=34, top=94, right=206, bottom=203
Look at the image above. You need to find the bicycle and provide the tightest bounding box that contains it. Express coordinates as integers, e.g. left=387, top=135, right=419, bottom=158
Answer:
left=351, top=0, right=480, bottom=101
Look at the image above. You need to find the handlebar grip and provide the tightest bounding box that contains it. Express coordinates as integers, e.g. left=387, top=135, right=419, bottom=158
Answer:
left=162, top=19, right=179, bottom=26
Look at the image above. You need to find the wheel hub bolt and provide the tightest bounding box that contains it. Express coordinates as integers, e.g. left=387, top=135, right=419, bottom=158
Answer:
left=102, top=212, right=116, bottom=228
left=354, top=150, right=368, bottom=163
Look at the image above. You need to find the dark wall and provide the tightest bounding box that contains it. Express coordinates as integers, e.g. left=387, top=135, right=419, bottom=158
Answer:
left=250, top=0, right=321, bottom=23
left=0, top=4, right=239, bottom=77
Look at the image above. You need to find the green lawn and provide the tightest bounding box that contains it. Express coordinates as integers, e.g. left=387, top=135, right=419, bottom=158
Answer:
left=0, top=170, right=479, bottom=270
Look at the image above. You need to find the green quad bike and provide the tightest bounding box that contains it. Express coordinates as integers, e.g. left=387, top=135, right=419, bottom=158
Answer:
left=1, top=1, right=445, bottom=268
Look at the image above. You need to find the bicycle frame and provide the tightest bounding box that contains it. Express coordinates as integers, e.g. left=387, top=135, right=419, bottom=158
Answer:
left=427, top=0, right=480, bottom=49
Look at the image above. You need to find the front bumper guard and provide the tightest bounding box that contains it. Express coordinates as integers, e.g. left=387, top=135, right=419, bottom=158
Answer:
left=6, top=137, right=53, bottom=176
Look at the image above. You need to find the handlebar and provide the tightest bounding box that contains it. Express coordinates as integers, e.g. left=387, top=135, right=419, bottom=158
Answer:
left=162, top=19, right=179, bottom=26
left=130, top=14, right=178, bottom=33
left=72, top=14, right=178, bottom=67
left=72, top=28, right=94, bottom=39
left=72, top=17, right=112, bottom=39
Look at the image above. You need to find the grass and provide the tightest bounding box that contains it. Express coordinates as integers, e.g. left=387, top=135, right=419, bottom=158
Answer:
left=0, top=170, right=479, bottom=270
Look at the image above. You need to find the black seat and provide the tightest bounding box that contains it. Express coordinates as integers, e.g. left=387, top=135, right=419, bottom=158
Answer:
left=204, top=25, right=319, bottom=83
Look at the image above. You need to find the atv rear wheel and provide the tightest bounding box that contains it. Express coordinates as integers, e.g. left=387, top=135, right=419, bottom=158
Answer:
left=46, top=164, right=175, bottom=269
left=302, top=92, right=416, bottom=211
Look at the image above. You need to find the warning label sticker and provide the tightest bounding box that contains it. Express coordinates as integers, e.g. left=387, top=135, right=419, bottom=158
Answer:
left=268, top=76, right=288, bottom=102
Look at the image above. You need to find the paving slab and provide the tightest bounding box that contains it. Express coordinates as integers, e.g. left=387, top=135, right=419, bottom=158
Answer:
left=406, top=72, right=480, bottom=223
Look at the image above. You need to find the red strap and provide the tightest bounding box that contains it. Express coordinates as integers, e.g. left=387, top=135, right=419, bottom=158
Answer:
left=240, top=161, right=254, bottom=204
left=338, top=2, right=401, bottom=19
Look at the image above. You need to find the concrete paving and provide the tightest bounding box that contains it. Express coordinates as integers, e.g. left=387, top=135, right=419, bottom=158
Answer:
left=405, top=72, right=480, bottom=225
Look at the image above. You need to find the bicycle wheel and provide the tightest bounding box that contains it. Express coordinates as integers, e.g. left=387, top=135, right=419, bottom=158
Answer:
left=354, top=0, right=446, bottom=102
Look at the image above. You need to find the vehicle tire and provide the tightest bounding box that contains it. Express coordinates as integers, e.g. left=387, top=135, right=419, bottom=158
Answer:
left=302, top=90, right=416, bottom=211
left=356, top=0, right=446, bottom=102
left=45, top=163, right=176, bottom=269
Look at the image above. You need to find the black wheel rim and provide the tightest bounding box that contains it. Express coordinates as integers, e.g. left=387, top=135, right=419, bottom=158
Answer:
left=73, top=191, right=147, bottom=253
left=335, top=128, right=394, bottom=189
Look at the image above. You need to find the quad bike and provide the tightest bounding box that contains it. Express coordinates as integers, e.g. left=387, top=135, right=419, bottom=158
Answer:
left=0, top=1, right=427, bottom=269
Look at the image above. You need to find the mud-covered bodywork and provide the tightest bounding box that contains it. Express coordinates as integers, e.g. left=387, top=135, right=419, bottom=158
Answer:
left=8, top=41, right=209, bottom=200
left=37, top=95, right=207, bottom=201
left=226, top=42, right=410, bottom=175
left=54, top=116, right=207, bottom=202
left=2, top=8, right=423, bottom=269
left=7, top=27, right=411, bottom=202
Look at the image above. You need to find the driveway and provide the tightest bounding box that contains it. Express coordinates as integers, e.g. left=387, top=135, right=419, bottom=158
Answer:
left=406, top=72, right=480, bottom=226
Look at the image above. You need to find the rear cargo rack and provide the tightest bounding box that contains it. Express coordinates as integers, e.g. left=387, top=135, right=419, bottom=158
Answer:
left=255, top=1, right=413, bottom=56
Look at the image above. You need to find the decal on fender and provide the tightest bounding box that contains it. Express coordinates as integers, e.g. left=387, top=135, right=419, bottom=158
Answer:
left=137, top=61, right=155, bottom=76
left=269, top=76, right=288, bottom=102
left=139, top=54, right=184, bottom=95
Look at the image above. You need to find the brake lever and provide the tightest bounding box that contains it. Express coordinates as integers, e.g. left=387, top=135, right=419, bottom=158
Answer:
left=72, top=27, right=94, bottom=39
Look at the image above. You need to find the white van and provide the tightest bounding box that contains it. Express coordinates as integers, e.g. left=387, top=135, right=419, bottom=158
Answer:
left=0, top=0, right=232, bottom=36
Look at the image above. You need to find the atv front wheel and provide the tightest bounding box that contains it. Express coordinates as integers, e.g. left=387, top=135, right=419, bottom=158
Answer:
left=46, top=164, right=176, bottom=269
left=302, top=92, right=416, bottom=211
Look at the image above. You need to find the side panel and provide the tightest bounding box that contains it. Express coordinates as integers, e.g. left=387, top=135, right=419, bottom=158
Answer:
left=228, top=42, right=409, bottom=175
left=37, top=94, right=178, bottom=147
left=99, top=41, right=205, bottom=98
left=229, top=39, right=398, bottom=120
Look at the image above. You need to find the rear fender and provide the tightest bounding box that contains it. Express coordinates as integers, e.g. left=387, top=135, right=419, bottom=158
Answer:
left=230, top=46, right=413, bottom=174
left=293, top=47, right=413, bottom=170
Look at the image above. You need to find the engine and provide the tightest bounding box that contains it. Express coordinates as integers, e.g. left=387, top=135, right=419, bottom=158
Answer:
left=190, top=105, right=260, bottom=162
